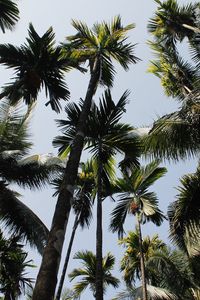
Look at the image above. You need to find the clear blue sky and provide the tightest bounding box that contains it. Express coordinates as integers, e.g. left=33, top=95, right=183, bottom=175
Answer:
left=0, top=0, right=197, bottom=299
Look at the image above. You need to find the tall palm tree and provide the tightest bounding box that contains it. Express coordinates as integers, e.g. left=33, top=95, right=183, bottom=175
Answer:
left=68, top=250, right=119, bottom=299
left=0, top=24, right=84, bottom=112
left=55, top=160, right=95, bottom=300
left=54, top=89, right=141, bottom=300
left=0, top=0, right=19, bottom=33
left=0, top=99, right=62, bottom=254
left=110, top=161, right=167, bottom=300
left=33, top=17, right=138, bottom=300
left=0, top=231, right=33, bottom=300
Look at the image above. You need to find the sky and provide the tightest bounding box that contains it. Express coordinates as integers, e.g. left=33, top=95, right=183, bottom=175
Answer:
left=0, top=0, right=198, bottom=299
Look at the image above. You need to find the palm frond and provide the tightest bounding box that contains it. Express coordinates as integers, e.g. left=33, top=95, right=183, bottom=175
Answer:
left=168, top=167, right=200, bottom=256
left=0, top=0, right=19, bottom=33
left=0, top=182, right=49, bottom=254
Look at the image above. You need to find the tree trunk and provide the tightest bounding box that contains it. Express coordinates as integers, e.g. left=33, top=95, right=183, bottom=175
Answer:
left=137, top=216, right=148, bottom=300
left=55, top=214, right=79, bottom=300
left=32, top=58, right=101, bottom=300
left=95, top=140, right=103, bottom=300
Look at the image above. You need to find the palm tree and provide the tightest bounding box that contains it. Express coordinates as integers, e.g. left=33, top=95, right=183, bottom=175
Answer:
left=33, top=17, right=138, bottom=300
left=145, top=0, right=200, bottom=161
left=0, top=0, right=19, bottom=33
left=148, top=0, right=200, bottom=48
left=119, top=231, right=166, bottom=286
left=0, top=99, right=62, bottom=253
left=110, top=161, right=167, bottom=300
left=54, top=89, right=141, bottom=299
left=0, top=24, right=84, bottom=112
left=0, top=231, right=33, bottom=300
left=55, top=161, right=95, bottom=300
left=68, top=251, right=119, bottom=299
left=114, top=234, right=198, bottom=300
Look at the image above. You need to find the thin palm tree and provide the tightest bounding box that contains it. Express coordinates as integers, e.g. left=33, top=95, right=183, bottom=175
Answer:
left=54, top=89, right=141, bottom=299
left=119, top=231, right=166, bottom=286
left=0, top=99, right=62, bottom=254
left=68, top=251, right=119, bottom=299
left=114, top=234, right=198, bottom=300
left=33, top=17, right=138, bottom=300
left=110, top=161, right=167, bottom=300
left=0, top=0, right=19, bottom=33
left=55, top=161, right=95, bottom=300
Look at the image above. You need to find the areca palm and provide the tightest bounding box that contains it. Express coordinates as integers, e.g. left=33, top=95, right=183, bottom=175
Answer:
left=55, top=160, right=95, bottom=300
left=54, top=89, right=141, bottom=300
left=0, top=99, right=62, bottom=254
left=119, top=231, right=166, bottom=286
left=68, top=251, right=119, bottom=298
left=0, top=0, right=19, bottom=33
left=148, top=0, right=200, bottom=48
left=0, top=24, right=83, bottom=112
left=33, top=17, right=138, bottom=300
left=110, top=161, right=167, bottom=300
left=115, top=234, right=197, bottom=300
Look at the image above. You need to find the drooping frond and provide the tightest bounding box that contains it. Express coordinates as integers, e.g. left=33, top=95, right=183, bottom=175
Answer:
left=0, top=0, right=19, bottom=33
left=0, top=182, right=49, bottom=254
left=168, top=167, right=200, bottom=256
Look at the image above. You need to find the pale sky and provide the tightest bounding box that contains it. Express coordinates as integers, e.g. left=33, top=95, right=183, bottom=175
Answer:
left=0, top=0, right=198, bottom=299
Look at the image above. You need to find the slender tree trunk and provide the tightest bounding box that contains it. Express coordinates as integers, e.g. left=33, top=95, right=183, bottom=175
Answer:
left=137, top=216, right=148, bottom=300
left=56, top=214, right=79, bottom=300
left=32, top=58, right=100, bottom=300
left=95, top=140, right=103, bottom=300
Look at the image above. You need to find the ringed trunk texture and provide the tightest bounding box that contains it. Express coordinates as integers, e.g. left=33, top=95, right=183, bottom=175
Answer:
left=137, top=217, right=148, bottom=300
left=55, top=214, right=79, bottom=300
left=32, top=58, right=100, bottom=300
left=95, top=140, right=103, bottom=300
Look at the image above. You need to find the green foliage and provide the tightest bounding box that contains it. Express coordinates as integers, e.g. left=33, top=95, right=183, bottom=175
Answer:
left=168, top=167, right=200, bottom=257
left=0, top=24, right=83, bottom=112
left=110, top=161, right=167, bottom=237
left=63, top=16, right=139, bottom=88
left=68, top=251, right=119, bottom=297
left=0, top=232, right=34, bottom=299
left=0, top=0, right=19, bottom=33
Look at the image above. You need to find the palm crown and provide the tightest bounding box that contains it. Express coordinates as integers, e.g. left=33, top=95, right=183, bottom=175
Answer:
left=0, top=24, right=84, bottom=112
left=68, top=251, right=119, bottom=297
left=110, top=160, right=167, bottom=237
left=63, top=15, right=139, bottom=87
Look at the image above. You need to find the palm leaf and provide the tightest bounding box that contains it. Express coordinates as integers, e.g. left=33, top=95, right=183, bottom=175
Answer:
left=0, top=0, right=19, bottom=33
left=0, top=182, right=49, bottom=254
